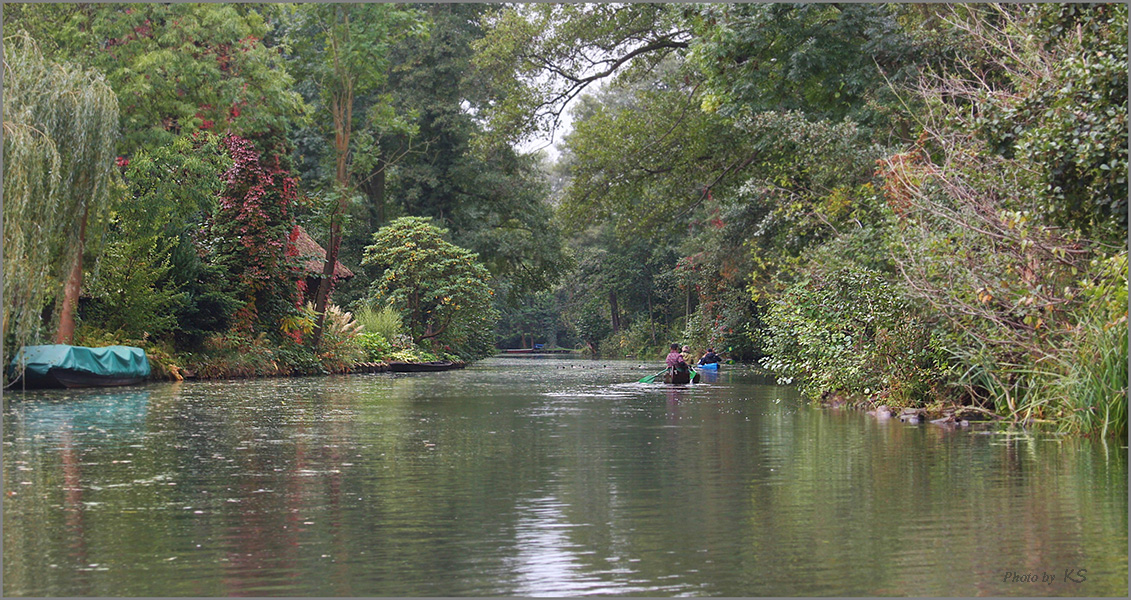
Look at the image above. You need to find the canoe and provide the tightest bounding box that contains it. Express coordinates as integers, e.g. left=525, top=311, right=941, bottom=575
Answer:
left=663, top=368, right=701, bottom=384
left=8, top=344, right=150, bottom=389
left=387, top=361, right=465, bottom=373
left=697, top=362, right=720, bottom=371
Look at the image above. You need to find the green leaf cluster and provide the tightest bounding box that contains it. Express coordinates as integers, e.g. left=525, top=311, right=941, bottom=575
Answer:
left=969, top=3, right=1128, bottom=240
left=362, top=217, right=499, bottom=360
left=2, top=32, right=119, bottom=355
left=760, top=267, right=946, bottom=404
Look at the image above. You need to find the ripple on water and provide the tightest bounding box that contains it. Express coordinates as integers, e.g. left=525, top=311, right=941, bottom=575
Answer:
left=2, top=361, right=1126, bottom=597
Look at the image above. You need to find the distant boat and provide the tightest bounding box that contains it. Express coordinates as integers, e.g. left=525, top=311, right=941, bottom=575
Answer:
left=387, top=361, right=465, bottom=373
left=696, top=362, right=720, bottom=371
left=8, top=345, right=150, bottom=389
left=500, top=348, right=576, bottom=355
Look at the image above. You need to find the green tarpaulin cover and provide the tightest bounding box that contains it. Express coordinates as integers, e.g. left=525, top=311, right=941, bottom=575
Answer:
left=10, top=345, right=151, bottom=379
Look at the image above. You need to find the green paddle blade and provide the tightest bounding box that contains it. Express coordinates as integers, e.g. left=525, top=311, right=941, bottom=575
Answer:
left=638, top=369, right=667, bottom=383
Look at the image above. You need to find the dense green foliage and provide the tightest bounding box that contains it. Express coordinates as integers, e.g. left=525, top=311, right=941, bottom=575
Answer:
left=2, top=4, right=560, bottom=381
left=362, top=217, right=499, bottom=361
left=3, top=3, right=302, bottom=153
left=3, top=33, right=119, bottom=350
left=474, top=3, right=1127, bottom=436
left=760, top=267, right=947, bottom=403
left=4, top=4, right=1125, bottom=437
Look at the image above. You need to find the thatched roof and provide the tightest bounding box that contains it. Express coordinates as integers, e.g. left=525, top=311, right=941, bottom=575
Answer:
left=288, top=225, right=354, bottom=279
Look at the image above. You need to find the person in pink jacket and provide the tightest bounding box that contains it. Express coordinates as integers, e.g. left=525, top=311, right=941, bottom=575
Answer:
left=666, top=343, right=689, bottom=371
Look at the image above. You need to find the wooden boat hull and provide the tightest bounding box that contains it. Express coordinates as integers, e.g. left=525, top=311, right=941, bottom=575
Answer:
left=663, top=369, right=701, bottom=384
left=387, top=361, right=465, bottom=373
left=46, top=368, right=148, bottom=389
left=8, top=345, right=150, bottom=390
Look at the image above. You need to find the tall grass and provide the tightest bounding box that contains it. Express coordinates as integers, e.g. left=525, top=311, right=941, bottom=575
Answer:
left=1052, top=316, right=1128, bottom=438
left=950, top=317, right=1128, bottom=437
left=354, top=305, right=403, bottom=341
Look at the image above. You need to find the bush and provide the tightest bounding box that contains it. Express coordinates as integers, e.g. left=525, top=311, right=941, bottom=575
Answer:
left=1047, top=251, right=1127, bottom=437
left=1051, top=312, right=1127, bottom=438
left=82, top=236, right=185, bottom=340
left=184, top=305, right=365, bottom=378
left=354, top=304, right=404, bottom=341
left=304, top=303, right=364, bottom=372
left=759, top=266, right=947, bottom=405
left=355, top=332, right=392, bottom=362
left=600, top=317, right=667, bottom=359
left=185, top=331, right=282, bottom=378
left=362, top=216, right=499, bottom=361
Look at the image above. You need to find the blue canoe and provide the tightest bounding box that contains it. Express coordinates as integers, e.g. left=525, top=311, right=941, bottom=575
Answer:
left=697, top=362, right=720, bottom=371
left=8, top=345, right=150, bottom=389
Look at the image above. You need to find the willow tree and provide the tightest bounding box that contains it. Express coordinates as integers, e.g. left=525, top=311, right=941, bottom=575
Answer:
left=2, top=33, right=119, bottom=355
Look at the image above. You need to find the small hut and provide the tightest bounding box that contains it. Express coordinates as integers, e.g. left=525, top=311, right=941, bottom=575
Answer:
left=287, top=225, right=354, bottom=304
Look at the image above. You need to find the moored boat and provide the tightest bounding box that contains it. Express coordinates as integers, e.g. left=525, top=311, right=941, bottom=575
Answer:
left=387, top=361, right=465, bottom=373
left=500, top=348, right=576, bottom=355
left=8, top=345, right=150, bottom=389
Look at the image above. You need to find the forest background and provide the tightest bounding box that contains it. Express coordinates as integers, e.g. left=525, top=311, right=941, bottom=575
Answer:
left=2, top=3, right=1126, bottom=436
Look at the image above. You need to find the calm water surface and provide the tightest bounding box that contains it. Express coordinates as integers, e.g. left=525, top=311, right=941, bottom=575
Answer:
left=3, top=358, right=1127, bottom=596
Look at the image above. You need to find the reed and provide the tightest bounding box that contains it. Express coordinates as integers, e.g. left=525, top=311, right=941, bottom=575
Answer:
left=1051, top=316, right=1128, bottom=438
left=354, top=305, right=403, bottom=341
left=949, top=316, right=1128, bottom=437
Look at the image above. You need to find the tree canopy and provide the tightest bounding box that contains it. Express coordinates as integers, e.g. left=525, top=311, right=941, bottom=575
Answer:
left=362, top=217, right=499, bottom=360
left=3, top=32, right=119, bottom=348
left=3, top=3, right=1124, bottom=435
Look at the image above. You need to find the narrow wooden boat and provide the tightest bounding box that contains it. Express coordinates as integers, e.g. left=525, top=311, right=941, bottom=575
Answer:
left=500, top=348, right=576, bottom=355
left=663, top=368, right=701, bottom=384
left=8, top=345, right=150, bottom=389
left=387, top=361, right=465, bottom=373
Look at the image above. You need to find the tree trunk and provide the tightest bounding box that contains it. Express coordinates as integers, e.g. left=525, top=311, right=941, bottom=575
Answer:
left=361, top=155, right=386, bottom=228
left=55, top=204, right=89, bottom=345
left=685, top=288, right=691, bottom=331
left=648, top=295, right=656, bottom=344
left=609, top=289, right=621, bottom=334
left=310, top=219, right=341, bottom=348
left=311, top=72, right=354, bottom=349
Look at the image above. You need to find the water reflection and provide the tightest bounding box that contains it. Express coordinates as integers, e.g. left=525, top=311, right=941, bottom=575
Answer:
left=3, top=359, right=1127, bottom=596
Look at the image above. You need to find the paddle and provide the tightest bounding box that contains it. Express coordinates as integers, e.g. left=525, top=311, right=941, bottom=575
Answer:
left=639, top=366, right=700, bottom=384
left=638, top=368, right=668, bottom=383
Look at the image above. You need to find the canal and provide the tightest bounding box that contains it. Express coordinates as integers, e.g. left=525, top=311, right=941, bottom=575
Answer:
left=3, top=358, right=1127, bottom=596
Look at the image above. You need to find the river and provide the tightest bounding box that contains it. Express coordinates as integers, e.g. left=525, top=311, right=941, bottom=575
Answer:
left=3, top=357, right=1126, bottom=596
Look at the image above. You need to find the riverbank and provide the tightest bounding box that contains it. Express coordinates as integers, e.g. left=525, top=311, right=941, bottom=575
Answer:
left=820, top=392, right=1020, bottom=431
left=167, top=360, right=393, bottom=381
left=160, top=358, right=469, bottom=382
left=13, top=330, right=473, bottom=387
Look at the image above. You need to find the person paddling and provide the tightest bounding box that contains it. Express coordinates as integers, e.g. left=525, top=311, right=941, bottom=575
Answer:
left=638, top=344, right=693, bottom=383
left=698, top=348, right=720, bottom=366
left=667, top=343, right=690, bottom=377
